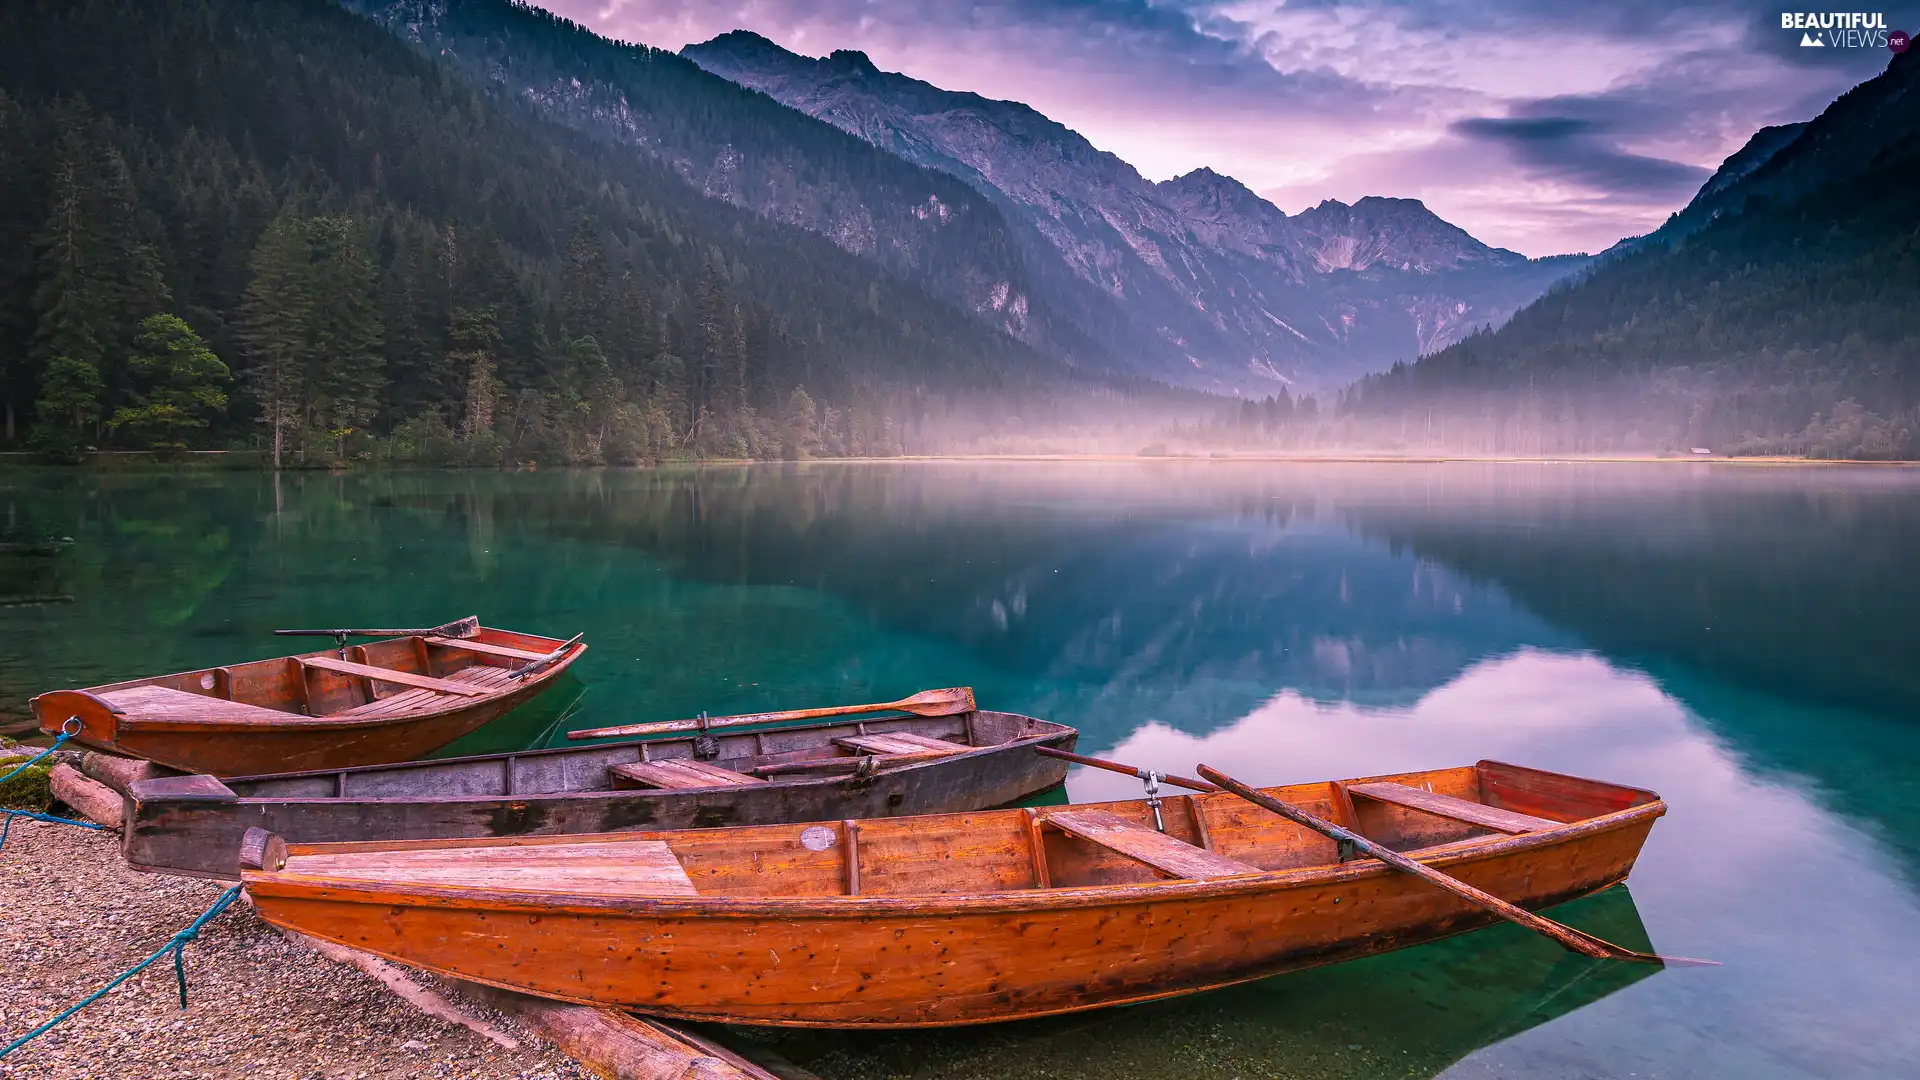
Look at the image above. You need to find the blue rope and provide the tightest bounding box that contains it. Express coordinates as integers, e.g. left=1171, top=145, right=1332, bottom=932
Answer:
left=0, top=721, right=102, bottom=851
left=0, top=884, right=243, bottom=1060
left=0, top=808, right=106, bottom=850
left=0, top=724, right=75, bottom=786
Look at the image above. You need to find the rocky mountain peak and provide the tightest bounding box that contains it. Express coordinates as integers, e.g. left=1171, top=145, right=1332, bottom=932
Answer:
left=824, top=49, right=879, bottom=75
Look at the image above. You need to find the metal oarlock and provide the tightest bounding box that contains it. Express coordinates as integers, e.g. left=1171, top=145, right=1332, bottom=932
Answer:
left=1142, top=770, right=1166, bottom=832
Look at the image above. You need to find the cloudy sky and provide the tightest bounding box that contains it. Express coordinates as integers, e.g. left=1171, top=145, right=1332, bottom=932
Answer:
left=549, top=1, right=1901, bottom=255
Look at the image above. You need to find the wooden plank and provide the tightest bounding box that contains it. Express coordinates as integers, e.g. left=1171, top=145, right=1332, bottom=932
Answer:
left=1346, top=781, right=1560, bottom=834
left=129, top=773, right=239, bottom=803
left=1024, top=807, right=1051, bottom=888
left=299, top=656, right=489, bottom=696
left=843, top=820, right=861, bottom=896
left=100, top=685, right=297, bottom=724
left=424, top=636, right=551, bottom=662
left=833, top=733, right=964, bottom=757
left=287, top=839, right=699, bottom=897
left=750, top=749, right=951, bottom=777
left=609, top=760, right=764, bottom=790
left=1045, top=809, right=1260, bottom=880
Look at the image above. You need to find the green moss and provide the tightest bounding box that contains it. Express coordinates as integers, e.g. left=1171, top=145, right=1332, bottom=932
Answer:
left=0, top=754, right=53, bottom=811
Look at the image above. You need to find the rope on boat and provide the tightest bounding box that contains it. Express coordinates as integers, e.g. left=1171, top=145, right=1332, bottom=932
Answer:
left=0, top=884, right=243, bottom=1061
left=0, top=716, right=79, bottom=785
left=0, top=718, right=103, bottom=851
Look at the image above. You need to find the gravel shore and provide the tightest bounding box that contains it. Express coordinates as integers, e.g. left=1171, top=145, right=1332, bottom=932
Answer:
left=0, top=819, right=593, bottom=1080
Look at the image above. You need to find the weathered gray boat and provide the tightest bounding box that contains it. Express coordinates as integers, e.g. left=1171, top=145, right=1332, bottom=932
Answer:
left=124, top=710, right=1076, bottom=879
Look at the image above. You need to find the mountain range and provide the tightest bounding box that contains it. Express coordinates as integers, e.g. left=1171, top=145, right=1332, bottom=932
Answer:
left=680, top=33, right=1589, bottom=393
left=341, top=3, right=1582, bottom=393
left=1349, top=50, right=1920, bottom=458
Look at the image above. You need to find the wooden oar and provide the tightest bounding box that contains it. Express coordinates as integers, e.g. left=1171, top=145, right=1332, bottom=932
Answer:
left=274, top=616, right=480, bottom=640
left=1195, top=764, right=1716, bottom=968
left=1036, top=745, right=1219, bottom=794
left=566, top=687, right=978, bottom=741
left=508, top=633, right=584, bottom=680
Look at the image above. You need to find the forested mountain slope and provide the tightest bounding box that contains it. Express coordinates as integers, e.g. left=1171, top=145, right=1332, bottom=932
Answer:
left=685, top=31, right=1586, bottom=392
left=1345, top=53, right=1920, bottom=459
left=0, top=0, right=1141, bottom=464
left=344, top=0, right=1128, bottom=374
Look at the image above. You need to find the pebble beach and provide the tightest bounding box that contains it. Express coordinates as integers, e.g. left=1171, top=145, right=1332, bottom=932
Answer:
left=0, top=819, right=591, bottom=1080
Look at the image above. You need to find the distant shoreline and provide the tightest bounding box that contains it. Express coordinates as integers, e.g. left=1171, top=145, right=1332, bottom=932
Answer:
left=3, top=450, right=1916, bottom=470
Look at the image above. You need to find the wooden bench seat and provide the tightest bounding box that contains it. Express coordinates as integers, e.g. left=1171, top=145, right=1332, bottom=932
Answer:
left=287, top=840, right=699, bottom=898
left=423, top=636, right=550, bottom=662
left=100, top=685, right=296, bottom=726
left=333, top=666, right=512, bottom=719
left=299, top=656, right=489, bottom=697
left=608, top=760, right=766, bottom=790
left=832, top=732, right=966, bottom=757
left=1346, top=782, right=1560, bottom=834
left=1046, top=809, right=1261, bottom=880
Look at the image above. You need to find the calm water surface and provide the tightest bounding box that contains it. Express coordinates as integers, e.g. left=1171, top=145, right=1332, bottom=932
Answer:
left=3, top=462, right=1918, bottom=1079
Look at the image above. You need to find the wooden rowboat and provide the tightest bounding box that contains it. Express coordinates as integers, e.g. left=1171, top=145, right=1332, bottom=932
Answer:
left=242, top=759, right=1667, bottom=1028
left=125, top=710, right=1076, bottom=880
left=30, top=621, right=584, bottom=777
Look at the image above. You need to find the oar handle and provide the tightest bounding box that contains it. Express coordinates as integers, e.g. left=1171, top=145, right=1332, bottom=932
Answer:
left=274, top=628, right=424, bottom=637
left=1034, top=746, right=1218, bottom=793
left=508, top=633, right=584, bottom=680
left=567, top=687, right=975, bottom=741
left=568, top=701, right=893, bottom=741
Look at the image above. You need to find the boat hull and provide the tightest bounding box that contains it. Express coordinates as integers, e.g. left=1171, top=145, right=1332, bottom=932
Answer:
left=246, top=798, right=1662, bottom=1028
left=127, top=714, right=1076, bottom=880
left=31, top=627, right=582, bottom=776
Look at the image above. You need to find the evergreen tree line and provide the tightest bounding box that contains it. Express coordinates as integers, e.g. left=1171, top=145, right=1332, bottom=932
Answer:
left=1, top=97, right=897, bottom=464
left=1341, top=128, right=1920, bottom=459
left=1, top=0, right=1163, bottom=466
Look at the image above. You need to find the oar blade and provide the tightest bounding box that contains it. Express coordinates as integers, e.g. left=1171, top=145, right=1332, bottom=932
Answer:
left=435, top=616, right=481, bottom=638
left=896, top=687, right=976, bottom=716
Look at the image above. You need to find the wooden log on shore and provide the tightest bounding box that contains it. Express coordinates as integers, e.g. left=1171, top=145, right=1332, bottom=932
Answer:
left=453, top=982, right=782, bottom=1080
left=48, top=763, right=124, bottom=829
left=80, top=750, right=163, bottom=795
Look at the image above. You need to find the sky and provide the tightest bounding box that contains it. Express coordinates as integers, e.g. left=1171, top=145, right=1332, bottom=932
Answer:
left=549, top=1, right=1904, bottom=256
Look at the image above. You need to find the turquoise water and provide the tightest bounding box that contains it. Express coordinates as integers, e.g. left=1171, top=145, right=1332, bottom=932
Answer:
left=3, top=462, right=1918, bottom=1078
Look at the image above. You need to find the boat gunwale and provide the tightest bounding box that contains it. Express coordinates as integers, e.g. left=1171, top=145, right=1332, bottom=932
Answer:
left=213, top=710, right=1072, bottom=786
left=209, top=726, right=1075, bottom=807
left=85, top=640, right=586, bottom=733
left=245, top=794, right=1668, bottom=919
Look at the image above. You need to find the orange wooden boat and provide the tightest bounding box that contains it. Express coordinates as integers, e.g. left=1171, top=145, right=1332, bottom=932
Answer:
left=242, top=759, right=1667, bottom=1028
left=31, top=619, right=584, bottom=776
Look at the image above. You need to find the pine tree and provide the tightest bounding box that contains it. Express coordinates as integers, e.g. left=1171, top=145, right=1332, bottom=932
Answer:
left=235, top=209, right=309, bottom=468
left=107, top=313, right=228, bottom=451
left=559, top=219, right=608, bottom=343
left=28, top=115, right=170, bottom=441
left=305, top=215, right=385, bottom=457
left=446, top=308, right=501, bottom=442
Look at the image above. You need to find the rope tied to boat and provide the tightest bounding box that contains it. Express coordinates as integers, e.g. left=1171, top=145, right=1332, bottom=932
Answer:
left=0, top=716, right=80, bottom=785
left=0, top=718, right=104, bottom=851
left=0, top=884, right=243, bottom=1060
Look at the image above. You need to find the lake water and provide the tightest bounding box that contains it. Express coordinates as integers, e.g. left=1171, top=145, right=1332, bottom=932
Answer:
left=3, top=462, right=1917, bottom=1079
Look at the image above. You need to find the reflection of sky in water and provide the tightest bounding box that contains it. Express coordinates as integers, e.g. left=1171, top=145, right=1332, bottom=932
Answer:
left=1072, top=651, right=1920, bottom=1079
